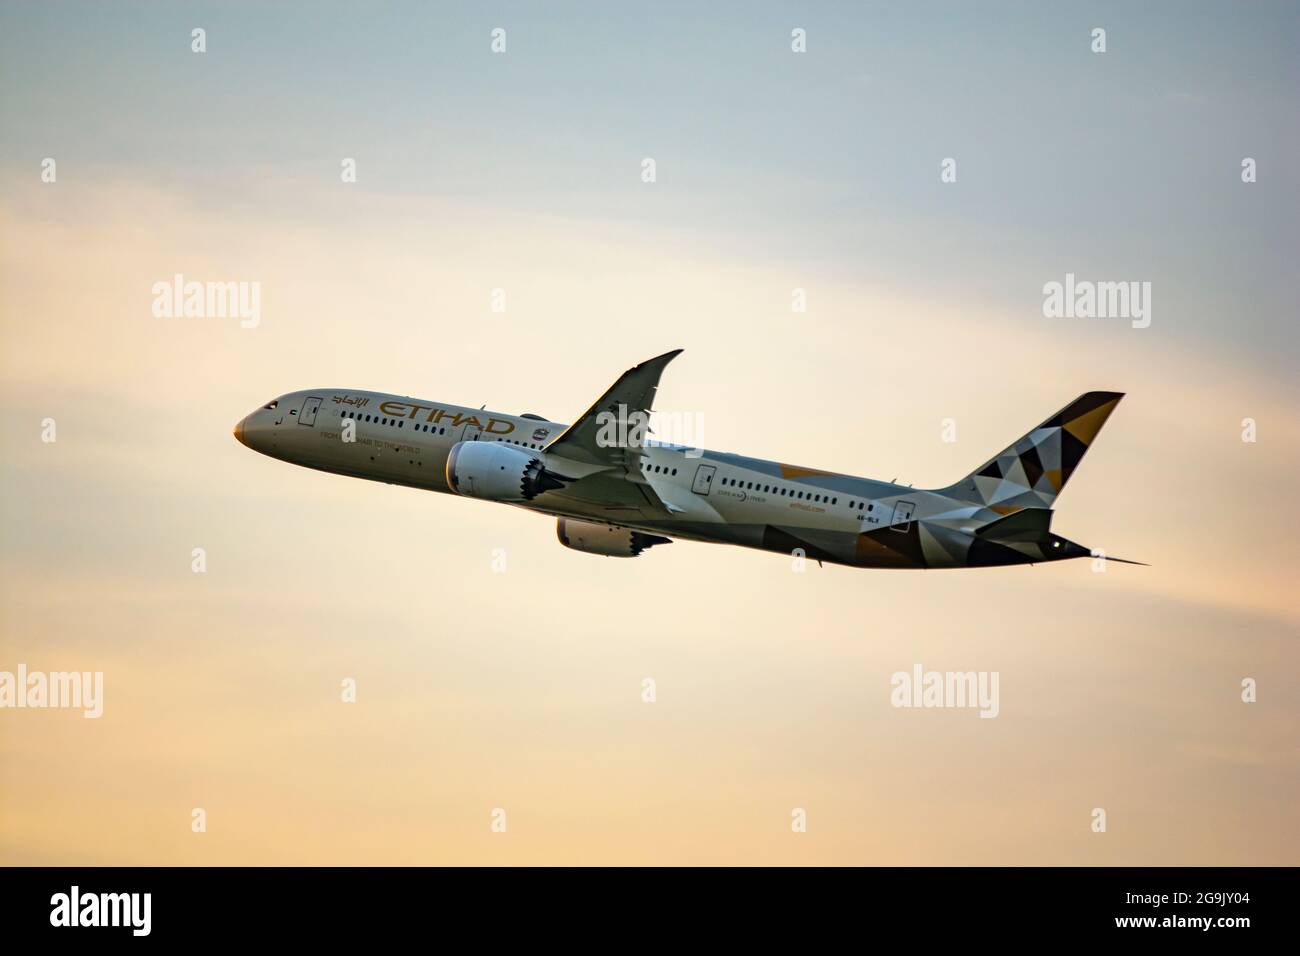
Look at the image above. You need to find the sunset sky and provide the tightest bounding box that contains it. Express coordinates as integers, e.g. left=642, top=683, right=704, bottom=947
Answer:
left=1, top=2, right=1296, bottom=865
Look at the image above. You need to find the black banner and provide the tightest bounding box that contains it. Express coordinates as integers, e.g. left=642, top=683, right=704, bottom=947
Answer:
left=1, top=866, right=1282, bottom=941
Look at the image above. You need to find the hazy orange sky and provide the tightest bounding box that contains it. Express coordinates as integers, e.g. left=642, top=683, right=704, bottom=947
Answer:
left=2, top=2, right=1296, bottom=865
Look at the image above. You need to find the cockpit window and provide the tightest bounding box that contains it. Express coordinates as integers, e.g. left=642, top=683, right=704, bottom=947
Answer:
left=264, top=400, right=278, bottom=409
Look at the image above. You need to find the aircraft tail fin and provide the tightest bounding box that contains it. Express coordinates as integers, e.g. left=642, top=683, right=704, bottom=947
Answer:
left=940, top=392, right=1123, bottom=512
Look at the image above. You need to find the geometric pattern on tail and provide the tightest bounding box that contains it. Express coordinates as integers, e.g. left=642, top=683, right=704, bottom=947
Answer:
left=951, top=392, right=1124, bottom=512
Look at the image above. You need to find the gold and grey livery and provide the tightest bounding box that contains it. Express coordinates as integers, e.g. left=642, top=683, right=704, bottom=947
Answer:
left=234, top=350, right=1142, bottom=569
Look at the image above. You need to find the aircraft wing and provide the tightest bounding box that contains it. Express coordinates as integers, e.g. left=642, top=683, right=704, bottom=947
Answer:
left=547, top=470, right=684, bottom=518
left=542, top=349, right=683, bottom=468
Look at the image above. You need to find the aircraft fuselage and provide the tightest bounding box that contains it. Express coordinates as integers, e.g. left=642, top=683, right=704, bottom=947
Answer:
left=234, top=387, right=1098, bottom=569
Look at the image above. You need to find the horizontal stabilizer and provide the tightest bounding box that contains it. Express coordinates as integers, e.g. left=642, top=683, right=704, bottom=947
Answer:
left=976, top=508, right=1053, bottom=542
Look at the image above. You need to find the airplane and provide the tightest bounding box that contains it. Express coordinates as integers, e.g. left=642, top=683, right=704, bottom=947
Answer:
left=233, top=349, right=1142, bottom=569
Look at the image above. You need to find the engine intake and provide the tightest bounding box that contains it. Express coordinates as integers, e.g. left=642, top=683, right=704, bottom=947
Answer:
left=446, top=441, right=565, bottom=501
left=556, top=518, right=672, bottom=558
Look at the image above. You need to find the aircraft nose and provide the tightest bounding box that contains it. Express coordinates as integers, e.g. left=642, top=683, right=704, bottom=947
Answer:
left=233, top=415, right=249, bottom=447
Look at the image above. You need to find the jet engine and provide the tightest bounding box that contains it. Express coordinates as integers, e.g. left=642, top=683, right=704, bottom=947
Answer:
left=556, top=518, right=672, bottom=557
left=446, top=441, right=565, bottom=501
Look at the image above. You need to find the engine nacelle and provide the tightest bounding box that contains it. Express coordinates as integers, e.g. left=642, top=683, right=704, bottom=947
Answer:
left=556, top=518, right=672, bottom=558
left=446, top=441, right=564, bottom=501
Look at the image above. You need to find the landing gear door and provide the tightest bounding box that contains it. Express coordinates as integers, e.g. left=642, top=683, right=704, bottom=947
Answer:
left=298, top=396, right=322, bottom=426
left=691, top=464, right=716, bottom=496
left=890, top=500, right=916, bottom=532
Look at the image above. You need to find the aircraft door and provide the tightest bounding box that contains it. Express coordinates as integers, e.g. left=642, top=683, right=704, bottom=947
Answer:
left=298, top=396, right=322, bottom=426
left=890, top=500, right=916, bottom=532
left=691, top=464, right=716, bottom=495
left=461, top=423, right=482, bottom=442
